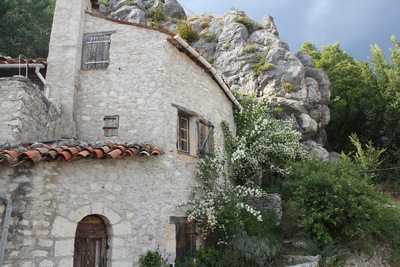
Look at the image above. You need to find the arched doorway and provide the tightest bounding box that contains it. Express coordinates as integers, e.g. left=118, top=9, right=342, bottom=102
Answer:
left=73, top=215, right=109, bottom=267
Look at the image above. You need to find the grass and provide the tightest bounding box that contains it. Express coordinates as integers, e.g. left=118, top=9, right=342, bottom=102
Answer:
left=149, top=6, right=166, bottom=24
left=234, top=15, right=255, bottom=32
left=283, top=81, right=295, bottom=93
left=253, top=57, right=274, bottom=76
left=243, top=44, right=258, bottom=54
left=177, top=20, right=199, bottom=43
left=201, top=32, right=217, bottom=43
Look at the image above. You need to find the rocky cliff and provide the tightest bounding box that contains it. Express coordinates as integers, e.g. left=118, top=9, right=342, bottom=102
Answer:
left=105, top=0, right=332, bottom=159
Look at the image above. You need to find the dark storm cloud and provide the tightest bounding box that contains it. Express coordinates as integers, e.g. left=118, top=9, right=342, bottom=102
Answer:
left=179, top=0, right=400, bottom=59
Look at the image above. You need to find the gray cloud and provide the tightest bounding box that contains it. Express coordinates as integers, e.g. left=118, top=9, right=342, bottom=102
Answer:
left=180, top=0, right=400, bottom=59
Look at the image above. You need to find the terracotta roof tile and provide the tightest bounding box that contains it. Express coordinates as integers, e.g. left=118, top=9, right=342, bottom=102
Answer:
left=0, top=56, right=47, bottom=65
left=0, top=140, right=162, bottom=167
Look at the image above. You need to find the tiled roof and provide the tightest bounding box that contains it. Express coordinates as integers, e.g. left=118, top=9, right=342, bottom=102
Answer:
left=0, top=141, right=161, bottom=167
left=0, top=56, right=47, bottom=65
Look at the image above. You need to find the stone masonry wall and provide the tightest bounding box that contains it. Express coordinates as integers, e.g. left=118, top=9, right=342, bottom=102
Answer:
left=76, top=14, right=235, bottom=151
left=0, top=156, right=197, bottom=267
left=0, top=78, right=61, bottom=144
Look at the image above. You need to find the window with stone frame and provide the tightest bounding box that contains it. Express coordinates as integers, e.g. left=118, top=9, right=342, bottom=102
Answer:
left=177, top=111, right=190, bottom=153
left=197, top=120, right=215, bottom=157
left=103, top=115, right=119, bottom=137
left=82, top=32, right=112, bottom=70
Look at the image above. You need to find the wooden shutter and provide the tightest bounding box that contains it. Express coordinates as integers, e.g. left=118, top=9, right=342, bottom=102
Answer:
left=197, top=121, right=214, bottom=156
left=82, top=32, right=112, bottom=70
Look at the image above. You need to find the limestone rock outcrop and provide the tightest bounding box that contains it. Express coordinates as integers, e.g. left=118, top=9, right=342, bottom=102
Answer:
left=188, top=11, right=331, bottom=156
left=102, top=2, right=331, bottom=158
left=108, top=0, right=186, bottom=24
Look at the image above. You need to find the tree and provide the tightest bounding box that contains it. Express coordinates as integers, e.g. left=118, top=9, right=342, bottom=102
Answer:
left=301, top=38, right=400, bottom=185
left=0, top=0, right=55, bottom=58
left=301, top=43, right=385, bottom=152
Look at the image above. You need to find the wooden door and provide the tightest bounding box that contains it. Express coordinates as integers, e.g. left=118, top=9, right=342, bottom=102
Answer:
left=74, top=215, right=108, bottom=267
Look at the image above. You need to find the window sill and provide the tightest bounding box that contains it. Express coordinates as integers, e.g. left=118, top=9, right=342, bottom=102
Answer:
left=177, top=150, right=198, bottom=159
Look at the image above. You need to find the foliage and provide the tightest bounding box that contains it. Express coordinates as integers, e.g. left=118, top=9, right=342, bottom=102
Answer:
left=186, top=176, right=281, bottom=265
left=228, top=94, right=305, bottom=185
left=345, top=134, right=386, bottom=179
left=195, top=156, right=225, bottom=190
left=201, top=32, right=217, bottom=43
left=177, top=21, right=199, bottom=43
left=99, top=0, right=110, bottom=6
left=187, top=183, right=275, bottom=240
left=149, top=6, right=166, bottom=24
left=243, top=44, right=257, bottom=54
left=301, top=38, right=400, bottom=185
left=185, top=247, right=258, bottom=267
left=282, top=81, right=295, bottom=93
left=287, top=158, right=400, bottom=252
left=253, top=57, right=274, bottom=76
left=0, top=0, right=55, bottom=57
left=234, top=15, right=256, bottom=32
left=139, top=251, right=169, bottom=267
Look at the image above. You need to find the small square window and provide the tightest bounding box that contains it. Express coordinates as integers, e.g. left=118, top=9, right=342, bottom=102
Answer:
left=103, top=115, right=119, bottom=137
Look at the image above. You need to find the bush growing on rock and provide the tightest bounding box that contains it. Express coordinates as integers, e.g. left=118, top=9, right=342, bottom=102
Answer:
left=234, top=15, right=256, bottom=32
left=201, top=32, right=217, bottom=43
left=253, top=57, right=274, bottom=77
left=177, top=20, right=199, bottom=43
left=243, top=44, right=258, bottom=54
left=149, top=6, right=166, bottom=24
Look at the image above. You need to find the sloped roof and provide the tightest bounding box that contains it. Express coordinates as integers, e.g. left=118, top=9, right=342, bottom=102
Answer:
left=0, top=141, right=161, bottom=167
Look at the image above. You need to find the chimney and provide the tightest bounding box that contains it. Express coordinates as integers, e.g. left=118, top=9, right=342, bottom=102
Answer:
left=46, top=0, right=91, bottom=138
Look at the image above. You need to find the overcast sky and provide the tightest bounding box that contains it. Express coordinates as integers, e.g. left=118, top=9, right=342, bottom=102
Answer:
left=179, top=0, right=399, bottom=60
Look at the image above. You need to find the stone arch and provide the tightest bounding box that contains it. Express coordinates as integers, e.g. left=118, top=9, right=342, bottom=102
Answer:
left=73, top=214, right=113, bottom=267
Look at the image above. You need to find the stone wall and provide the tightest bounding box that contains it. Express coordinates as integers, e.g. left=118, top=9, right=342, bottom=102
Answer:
left=0, top=78, right=61, bottom=144
left=76, top=14, right=235, bottom=151
left=0, top=156, right=199, bottom=267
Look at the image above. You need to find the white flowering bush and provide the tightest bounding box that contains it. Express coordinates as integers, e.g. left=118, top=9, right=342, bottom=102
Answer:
left=225, top=94, right=305, bottom=185
left=186, top=183, right=277, bottom=242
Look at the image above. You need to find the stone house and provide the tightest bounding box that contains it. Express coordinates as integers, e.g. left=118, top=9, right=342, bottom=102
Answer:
left=0, top=0, right=241, bottom=266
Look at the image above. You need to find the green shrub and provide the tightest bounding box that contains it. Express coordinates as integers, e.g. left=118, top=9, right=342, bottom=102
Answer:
left=253, top=57, right=274, bottom=76
left=149, top=6, right=166, bottom=24
left=282, top=81, right=295, bottom=93
left=201, top=32, right=217, bottom=43
left=288, top=158, right=400, bottom=251
left=243, top=44, right=257, bottom=54
left=177, top=21, right=199, bottom=43
left=234, top=15, right=255, bottom=32
left=99, top=0, right=110, bottom=6
left=139, top=251, right=168, bottom=267
left=345, top=134, right=386, bottom=180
